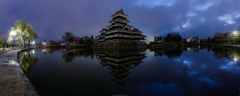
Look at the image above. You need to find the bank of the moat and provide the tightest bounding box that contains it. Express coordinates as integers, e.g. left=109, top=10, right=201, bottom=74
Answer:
left=0, top=49, right=38, bottom=96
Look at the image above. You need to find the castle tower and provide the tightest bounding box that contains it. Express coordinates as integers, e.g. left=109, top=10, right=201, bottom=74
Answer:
left=97, top=9, right=147, bottom=48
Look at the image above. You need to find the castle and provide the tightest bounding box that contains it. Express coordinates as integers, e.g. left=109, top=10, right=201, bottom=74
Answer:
left=97, top=9, right=147, bottom=48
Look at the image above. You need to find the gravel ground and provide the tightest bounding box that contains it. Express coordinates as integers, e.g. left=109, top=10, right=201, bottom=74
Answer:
left=0, top=49, right=38, bottom=96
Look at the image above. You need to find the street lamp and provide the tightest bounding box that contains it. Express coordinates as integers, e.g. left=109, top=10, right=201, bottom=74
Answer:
left=10, top=31, right=16, bottom=36
left=10, top=31, right=16, bottom=48
left=233, top=31, right=238, bottom=35
left=31, top=41, right=35, bottom=47
left=232, top=31, right=238, bottom=44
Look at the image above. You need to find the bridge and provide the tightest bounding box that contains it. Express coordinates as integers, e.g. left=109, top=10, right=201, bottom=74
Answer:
left=38, top=45, right=69, bottom=47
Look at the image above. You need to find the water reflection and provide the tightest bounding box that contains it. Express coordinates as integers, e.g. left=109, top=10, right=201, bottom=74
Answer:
left=18, top=49, right=38, bottom=75
left=19, top=46, right=240, bottom=96
left=61, top=49, right=97, bottom=62
left=150, top=46, right=240, bottom=62
left=97, top=48, right=147, bottom=86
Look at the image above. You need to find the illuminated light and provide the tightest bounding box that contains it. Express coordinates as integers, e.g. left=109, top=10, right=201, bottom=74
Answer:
left=10, top=31, right=16, bottom=35
left=24, top=52, right=26, bottom=54
left=234, top=57, right=237, bottom=62
left=11, top=39, right=13, bottom=40
left=233, top=31, right=238, bottom=35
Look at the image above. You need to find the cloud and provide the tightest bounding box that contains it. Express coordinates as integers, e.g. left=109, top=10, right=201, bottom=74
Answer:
left=1, top=0, right=240, bottom=42
left=198, top=77, right=216, bottom=85
left=187, top=13, right=197, bottom=17
left=195, top=1, right=215, bottom=11
left=218, top=12, right=240, bottom=25
left=199, top=18, right=205, bottom=23
left=139, top=82, right=184, bottom=95
left=135, top=0, right=177, bottom=8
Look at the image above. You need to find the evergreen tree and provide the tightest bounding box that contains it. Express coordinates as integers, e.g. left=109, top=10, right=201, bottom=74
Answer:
left=154, top=36, right=157, bottom=42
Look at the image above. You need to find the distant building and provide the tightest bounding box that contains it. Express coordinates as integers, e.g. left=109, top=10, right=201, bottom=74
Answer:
left=192, top=36, right=199, bottom=41
left=182, top=37, right=193, bottom=42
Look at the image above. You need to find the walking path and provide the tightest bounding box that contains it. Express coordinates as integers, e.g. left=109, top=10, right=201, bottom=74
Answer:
left=192, top=43, right=240, bottom=49
left=0, top=48, right=38, bottom=96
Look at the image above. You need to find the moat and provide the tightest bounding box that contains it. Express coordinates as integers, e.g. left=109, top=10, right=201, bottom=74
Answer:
left=18, top=46, right=240, bottom=96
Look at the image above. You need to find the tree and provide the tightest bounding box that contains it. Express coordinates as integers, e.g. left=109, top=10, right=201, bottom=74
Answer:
left=233, top=31, right=240, bottom=43
left=93, top=36, right=98, bottom=47
left=69, top=37, right=74, bottom=43
left=156, top=36, right=159, bottom=42
left=175, top=34, right=182, bottom=42
left=0, top=30, right=8, bottom=49
left=159, top=36, right=162, bottom=42
left=74, top=36, right=80, bottom=42
left=213, top=31, right=225, bottom=44
left=62, top=32, right=74, bottom=42
left=79, top=37, right=84, bottom=44
left=165, top=33, right=173, bottom=42
left=47, top=40, right=54, bottom=45
left=18, top=50, right=38, bottom=75
left=207, top=37, right=211, bottom=43
left=0, top=39, right=4, bottom=46
left=224, top=32, right=232, bottom=43
left=164, top=32, right=182, bottom=42
left=154, top=36, right=157, bottom=42
left=9, top=20, right=38, bottom=48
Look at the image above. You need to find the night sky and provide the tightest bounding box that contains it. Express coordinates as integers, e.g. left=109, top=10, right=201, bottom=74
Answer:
left=1, top=0, right=240, bottom=43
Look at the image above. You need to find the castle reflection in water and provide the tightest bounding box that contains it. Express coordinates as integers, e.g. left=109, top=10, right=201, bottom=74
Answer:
left=97, top=49, right=147, bottom=86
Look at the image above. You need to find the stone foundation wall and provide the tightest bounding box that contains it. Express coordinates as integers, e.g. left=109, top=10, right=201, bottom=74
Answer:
left=98, top=39, right=147, bottom=49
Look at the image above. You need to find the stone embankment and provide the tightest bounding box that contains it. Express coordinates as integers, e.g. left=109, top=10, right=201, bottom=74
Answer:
left=0, top=48, right=38, bottom=96
left=193, top=43, right=240, bottom=49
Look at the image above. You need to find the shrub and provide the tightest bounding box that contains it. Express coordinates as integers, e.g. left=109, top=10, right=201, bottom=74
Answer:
left=0, top=44, right=2, bottom=48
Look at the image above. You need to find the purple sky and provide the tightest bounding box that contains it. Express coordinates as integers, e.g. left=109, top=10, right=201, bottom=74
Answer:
left=1, top=0, right=240, bottom=43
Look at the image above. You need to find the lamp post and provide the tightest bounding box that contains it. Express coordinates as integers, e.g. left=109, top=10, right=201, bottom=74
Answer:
left=10, top=31, right=16, bottom=48
left=43, top=42, right=46, bottom=48
left=233, top=31, right=238, bottom=45
left=32, top=41, right=35, bottom=47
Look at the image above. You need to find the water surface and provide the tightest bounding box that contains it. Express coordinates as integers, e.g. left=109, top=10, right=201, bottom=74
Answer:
left=18, top=46, right=240, bottom=96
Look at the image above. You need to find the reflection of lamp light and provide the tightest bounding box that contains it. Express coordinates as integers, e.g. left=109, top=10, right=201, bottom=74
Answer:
left=32, top=50, right=35, bottom=54
left=234, top=57, right=237, bottom=62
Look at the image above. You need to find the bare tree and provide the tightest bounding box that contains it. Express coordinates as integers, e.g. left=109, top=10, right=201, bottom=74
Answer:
left=213, top=31, right=225, bottom=44
left=62, top=32, right=74, bottom=42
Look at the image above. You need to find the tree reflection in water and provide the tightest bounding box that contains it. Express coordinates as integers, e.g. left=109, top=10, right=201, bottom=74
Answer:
left=151, top=46, right=240, bottom=61
left=61, top=49, right=97, bottom=63
left=211, top=47, right=240, bottom=61
left=18, top=49, right=38, bottom=75
left=151, top=47, right=183, bottom=59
